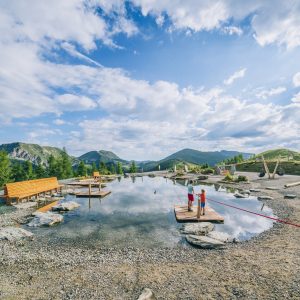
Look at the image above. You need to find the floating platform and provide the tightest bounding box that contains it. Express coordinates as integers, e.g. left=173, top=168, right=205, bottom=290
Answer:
left=37, top=200, right=59, bottom=213
left=75, top=190, right=111, bottom=198
left=174, top=205, right=224, bottom=223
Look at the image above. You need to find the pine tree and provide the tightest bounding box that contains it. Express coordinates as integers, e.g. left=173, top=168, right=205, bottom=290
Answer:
left=47, top=155, right=56, bottom=177
left=61, top=149, right=73, bottom=179
left=0, top=150, right=11, bottom=188
left=77, top=161, right=87, bottom=176
left=116, top=162, right=123, bottom=174
left=24, top=161, right=34, bottom=180
left=35, top=163, right=46, bottom=178
left=11, top=163, right=26, bottom=182
left=110, top=164, right=116, bottom=174
left=91, top=162, right=97, bottom=173
left=129, top=161, right=137, bottom=173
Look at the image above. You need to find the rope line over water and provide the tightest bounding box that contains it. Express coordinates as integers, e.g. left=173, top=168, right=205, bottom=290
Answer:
left=171, top=181, right=300, bottom=228
left=206, top=198, right=300, bottom=228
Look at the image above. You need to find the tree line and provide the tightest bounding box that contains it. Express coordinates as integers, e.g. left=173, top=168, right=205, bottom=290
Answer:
left=0, top=150, right=128, bottom=188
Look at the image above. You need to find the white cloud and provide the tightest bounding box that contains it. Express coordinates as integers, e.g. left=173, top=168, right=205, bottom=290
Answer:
left=222, top=26, right=243, bottom=36
left=133, top=0, right=300, bottom=49
left=224, top=68, right=246, bottom=85
left=293, top=72, right=300, bottom=87
left=54, top=119, right=68, bottom=126
left=292, top=92, right=300, bottom=103
left=256, top=86, right=287, bottom=99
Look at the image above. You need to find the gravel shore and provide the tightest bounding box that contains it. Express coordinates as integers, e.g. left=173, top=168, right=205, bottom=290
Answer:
left=1, top=172, right=300, bottom=300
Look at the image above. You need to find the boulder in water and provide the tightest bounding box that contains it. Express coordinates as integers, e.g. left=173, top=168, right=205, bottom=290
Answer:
left=27, top=212, right=63, bottom=227
left=186, top=234, right=224, bottom=249
left=52, top=201, right=80, bottom=212
left=250, top=188, right=261, bottom=192
left=181, top=222, right=214, bottom=235
left=0, top=227, right=33, bottom=242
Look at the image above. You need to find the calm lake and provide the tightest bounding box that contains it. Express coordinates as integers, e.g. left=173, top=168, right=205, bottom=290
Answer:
left=28, top=176, right=275, bottom=248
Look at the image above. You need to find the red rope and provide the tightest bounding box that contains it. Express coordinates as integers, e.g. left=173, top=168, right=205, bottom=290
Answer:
left=207, top=198, right=300, bottom=228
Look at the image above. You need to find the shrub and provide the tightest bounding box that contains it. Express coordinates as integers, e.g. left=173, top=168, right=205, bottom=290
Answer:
left=201, top=168, right=214, bottom=175
left=223, top=174, right=234, bottom=181
left=235, top=175, right=248, bottom=182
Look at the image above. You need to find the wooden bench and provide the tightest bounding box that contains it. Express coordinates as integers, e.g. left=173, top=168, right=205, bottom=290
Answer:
left=4, top=177, right=63, bottom=205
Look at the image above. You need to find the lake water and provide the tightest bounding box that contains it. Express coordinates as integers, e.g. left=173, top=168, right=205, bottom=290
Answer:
left=29, top=176, right=275, bottom=248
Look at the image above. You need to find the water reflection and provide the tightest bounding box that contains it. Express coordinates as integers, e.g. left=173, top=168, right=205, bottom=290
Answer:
left=30, top=176, right=275, bottom=248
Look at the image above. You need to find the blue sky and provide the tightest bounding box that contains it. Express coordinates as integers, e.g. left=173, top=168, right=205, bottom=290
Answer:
left=0, top=0, right=300, bottom=160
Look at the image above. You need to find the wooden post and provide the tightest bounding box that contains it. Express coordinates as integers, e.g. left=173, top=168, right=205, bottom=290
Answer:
left=197, top=196, right=201, bottom=220
left=271, top=156, right=280, bottom=179
left=262, top=155, right=271, bottom=179
left=99, top=178, right=101, bottom=191
left=89, top=183, right=91, bottom=197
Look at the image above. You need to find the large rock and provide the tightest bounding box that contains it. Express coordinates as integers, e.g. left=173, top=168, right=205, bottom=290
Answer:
left=0, top=227, right=33, bottom=242
left=52, top=201, right=80, bottom=212
left=257, top=195, right=274, bottom=200
left=186, top=235, right=224, bottom=249
left=234, top=193, right=248, bottom=198
left=181, top=222, right=214, bottom=235
left=207, top=231, right=233, bottom=243
left=284, top=194, right=297, bottom=199
left=138, top=288, right=156, bottom=300
left=13, top=202, right=37, bottom=210
left=249, top=188, right=261, bottom=192
left=27, top=212, right=63, bottom=227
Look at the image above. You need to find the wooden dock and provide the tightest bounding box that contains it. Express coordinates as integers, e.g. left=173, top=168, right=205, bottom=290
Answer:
left=75, top=190, right=111, bottom=198
left=174, top=205, right=224, bottom=223
left=67, top=182, right=107, bottom=188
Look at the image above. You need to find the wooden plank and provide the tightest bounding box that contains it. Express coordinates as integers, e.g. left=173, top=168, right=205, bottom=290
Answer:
left=67, top=182, right=107, bottom=187
left=37, top=200, right=59, bottom=213
left=284, top=181, right=300, bottom=188
left=75, top=190, right=111, bottom=198
left=174, top=205, right=224, bottom=223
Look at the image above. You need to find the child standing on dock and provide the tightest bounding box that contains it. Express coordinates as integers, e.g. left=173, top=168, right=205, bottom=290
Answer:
left=200, top=189, right=206, bottom=215
left=187, top=180, right=194, bottom=211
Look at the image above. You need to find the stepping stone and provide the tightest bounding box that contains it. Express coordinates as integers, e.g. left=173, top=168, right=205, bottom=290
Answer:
left=28, top=212, right=63, bottom=227
left=207, top=231, right=233, bottom=243
left=284, top=194, right=297, bottom=199
left=250, top=188, right=261, bottom=192
left=0, top=227, right=33, bottom=242
left=257, top=195, right=274, bottom=201
left=234, top=193, right=248, bottom=198
left=186, top=234, right=225, bottom=249
left=266, top=187, right=280, bottom=190
left=181, top=222, right=214, bottom=235
left=52, top=201, right=80, bottom=212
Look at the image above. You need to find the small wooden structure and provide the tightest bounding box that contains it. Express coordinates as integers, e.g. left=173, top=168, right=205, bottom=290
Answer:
left=4, top=177, right=63, bottom=205
left=174, top=205, right=224, bottom=223
left=93, top=171, right=100, bottom=180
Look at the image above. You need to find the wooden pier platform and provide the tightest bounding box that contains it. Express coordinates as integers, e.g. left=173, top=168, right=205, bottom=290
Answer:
left=174, top=205, right=224, bottom=223
left=67, top=182, right=107, bottom=188
left=75, top=190, right=111, bottom=198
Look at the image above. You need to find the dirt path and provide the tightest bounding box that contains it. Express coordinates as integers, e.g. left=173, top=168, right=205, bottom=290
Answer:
left=0, top=173, right=300, bottom=299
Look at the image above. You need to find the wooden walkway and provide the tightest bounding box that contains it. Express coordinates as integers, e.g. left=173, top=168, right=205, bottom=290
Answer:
left=174, top=205, right=224, bottom=223
left=75, top=190, right=111, bottom=198
left=37, top=200, right=59, bottom=213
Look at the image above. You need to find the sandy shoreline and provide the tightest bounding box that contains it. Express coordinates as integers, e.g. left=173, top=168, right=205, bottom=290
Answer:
left=1, top=172, right=300, bottom=299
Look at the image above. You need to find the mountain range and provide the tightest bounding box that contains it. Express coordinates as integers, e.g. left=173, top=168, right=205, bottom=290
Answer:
left=0, top=142, right=255, bottom=171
